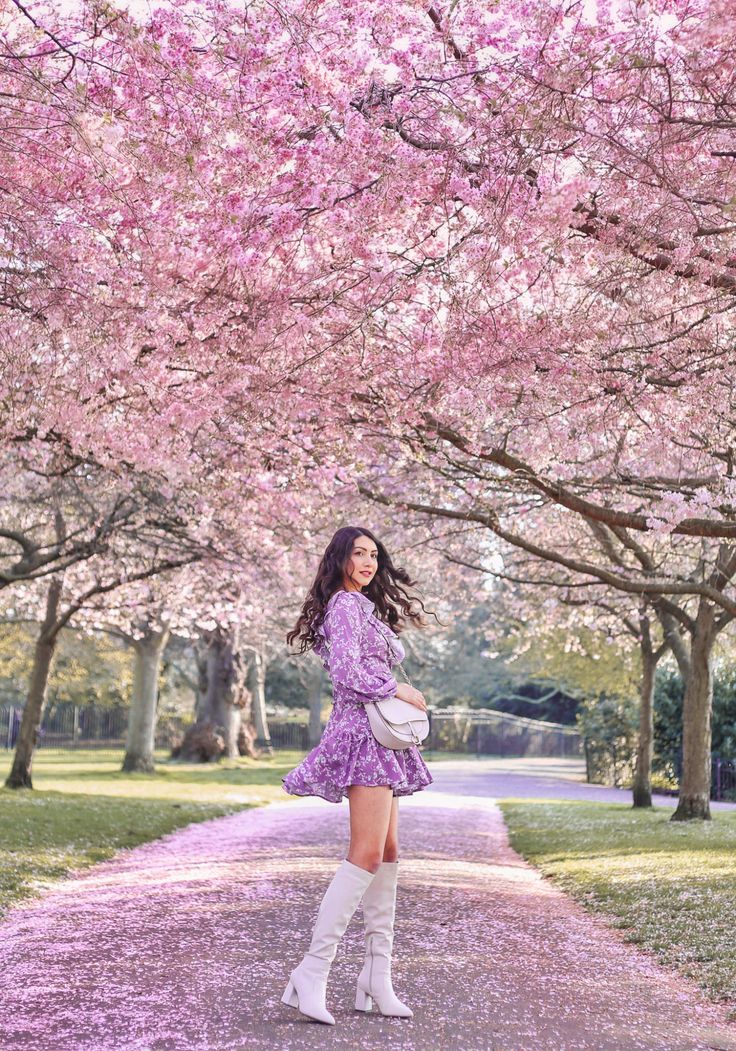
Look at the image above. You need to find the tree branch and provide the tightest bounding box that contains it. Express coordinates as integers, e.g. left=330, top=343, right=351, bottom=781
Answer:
left=357, top=483, right=736, bottom=617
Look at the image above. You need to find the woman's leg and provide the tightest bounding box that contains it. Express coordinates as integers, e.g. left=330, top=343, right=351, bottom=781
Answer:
left=282, top=784, right=391, bottom=1023
left=346, top=785, right=394, bottom=872
left=355, top=793, right=412, bottom=1017
left=382, top=796, right=399, bottom=861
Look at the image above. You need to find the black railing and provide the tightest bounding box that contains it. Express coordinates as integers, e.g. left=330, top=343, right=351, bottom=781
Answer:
left=672, top=748, right=735, bottom=802
left=0, top=703, right=178, bottom=751
left=262, top=709, right=582, bottom=758
left=427, top=708, right=582, bottom=758
left=713, top=756, right=736, bottom=802
left=267, top=721, right=319, bottom=751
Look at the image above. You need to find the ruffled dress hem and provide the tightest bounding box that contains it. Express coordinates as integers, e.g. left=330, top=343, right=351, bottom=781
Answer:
left=281, top=725, right=433, bottom=805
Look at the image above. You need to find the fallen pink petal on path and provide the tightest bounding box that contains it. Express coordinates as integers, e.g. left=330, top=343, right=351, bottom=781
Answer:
left=1, top=783, right=735, bottom=1051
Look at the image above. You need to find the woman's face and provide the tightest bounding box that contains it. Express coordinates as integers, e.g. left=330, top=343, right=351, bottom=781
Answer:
left=343, top=535, right=379, bottom=590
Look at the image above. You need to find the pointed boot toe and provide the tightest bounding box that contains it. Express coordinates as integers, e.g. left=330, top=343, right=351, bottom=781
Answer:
left=281, top=957, right=335, bottom=1024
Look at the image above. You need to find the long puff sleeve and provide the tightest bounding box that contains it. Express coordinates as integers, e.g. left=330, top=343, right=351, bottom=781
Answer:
left=323, top=593, right=398, bottom=705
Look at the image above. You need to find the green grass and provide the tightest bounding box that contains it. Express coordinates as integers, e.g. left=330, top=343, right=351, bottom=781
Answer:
left=0, top=747, right=306, bottom=919
left=498, top=798, right=736, bottom=1010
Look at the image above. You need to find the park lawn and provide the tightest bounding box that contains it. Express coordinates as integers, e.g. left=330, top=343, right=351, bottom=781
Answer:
left=0, top=747, right=306, bottom=919
left=498, top=799, right=736, bottom=1011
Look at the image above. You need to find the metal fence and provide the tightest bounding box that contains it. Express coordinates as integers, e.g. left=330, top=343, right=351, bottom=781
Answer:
left=713, top=756, right=736, bottom=802
left=0, top=703, right=177, bottom=751
left=426, top=708, right=583, bottom=757
left=263, top=708, right=583, bottom=758
left=672, top=747, right=736, bottom=802
left=266, top=720, right=315, bottom=751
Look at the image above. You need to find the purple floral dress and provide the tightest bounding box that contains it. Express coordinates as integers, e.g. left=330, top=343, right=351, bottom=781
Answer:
left=281, top=589, right=433, bottom=803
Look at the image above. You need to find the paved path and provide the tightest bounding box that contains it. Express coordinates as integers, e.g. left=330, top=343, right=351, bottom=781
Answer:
left=1, top=775, right=735, bottom=1051
left=423, top=755, right=736, bottom=810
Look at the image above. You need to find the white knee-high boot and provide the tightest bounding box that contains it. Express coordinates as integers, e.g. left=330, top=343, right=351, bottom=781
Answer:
left=354, top=860, right=413, bottom=1018
left=282, top=859, right=377, bottom=1025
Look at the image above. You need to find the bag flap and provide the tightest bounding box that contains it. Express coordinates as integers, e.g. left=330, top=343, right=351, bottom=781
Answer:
left=375, top=696, right=428, bottom=726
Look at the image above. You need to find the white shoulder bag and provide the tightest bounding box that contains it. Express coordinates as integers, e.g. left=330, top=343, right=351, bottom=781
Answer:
left=367, top=641, right=431, bottom=750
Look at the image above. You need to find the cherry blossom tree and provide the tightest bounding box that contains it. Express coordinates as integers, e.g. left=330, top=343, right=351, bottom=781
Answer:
left=3, top=522, right=202, bottom=789
left=79, top=582, right=175, bottom=774
left=5, top=0, right=736, bottom=825
left=358, top=473, right=736, bottom=819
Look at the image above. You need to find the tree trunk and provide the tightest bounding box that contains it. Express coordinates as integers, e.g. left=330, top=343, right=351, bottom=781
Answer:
left=194, top=641, right=209, bottom=720
left=122, top=623, right=170, bottom=773
left=656, top=606, right=691, bottom=681
left=231, top=634, right=258, bottom=758
left=249, top=647, right=273, bottom=754
left=206, top=635, right=241, bottom=758
left=308, top=668, right=325, bottom=748
left=180, top=628, right=258, bottom=760
left=632, top=618, right=656, bottom=809
left=5, top=576, right=64, bottom=790
left=671, top=601, right=716, bottom=821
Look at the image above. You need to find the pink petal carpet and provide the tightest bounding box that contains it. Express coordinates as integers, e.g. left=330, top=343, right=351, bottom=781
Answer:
left=1, top=784, right=735, bottom=1051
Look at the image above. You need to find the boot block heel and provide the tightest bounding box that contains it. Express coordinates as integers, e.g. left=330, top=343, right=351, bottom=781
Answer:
left=281, top=979, right=299, bottom=1009
left=355, top=986, right=373, bottom=1012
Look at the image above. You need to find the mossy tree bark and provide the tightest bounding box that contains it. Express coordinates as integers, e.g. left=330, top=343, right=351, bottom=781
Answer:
left=671, top=600, right=718, bottom=822
left=4, top=575, right=64, bottom=790
left=179, top=627, right=257, bottom=760
left=632, top=612, right=664, bottom=809
left=249, top=645, right=273, bottom=754
left=121, top=621, right=171, bottom=773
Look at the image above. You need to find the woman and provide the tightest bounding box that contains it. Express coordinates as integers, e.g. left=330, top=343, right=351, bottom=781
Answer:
left=280, top=525, right=434, bottom=1026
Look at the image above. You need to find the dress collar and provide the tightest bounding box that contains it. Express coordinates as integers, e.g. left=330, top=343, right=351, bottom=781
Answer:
left=327, top=589, right=400, bottom=642
left=328, top=588, right=375, bottom=610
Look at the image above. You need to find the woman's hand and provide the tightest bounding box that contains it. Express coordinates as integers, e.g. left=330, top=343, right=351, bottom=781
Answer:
left=395, top=682, right=428, bottom=712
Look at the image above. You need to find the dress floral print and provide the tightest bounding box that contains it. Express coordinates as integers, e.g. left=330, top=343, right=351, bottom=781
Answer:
left=281, top=589, right=433, bottom=803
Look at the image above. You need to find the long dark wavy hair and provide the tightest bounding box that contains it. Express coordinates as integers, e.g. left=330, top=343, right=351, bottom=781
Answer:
left=287, top=525, right=433, bottom=654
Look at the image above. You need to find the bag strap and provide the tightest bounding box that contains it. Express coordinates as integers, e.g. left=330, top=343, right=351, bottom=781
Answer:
left=371, top=610, right=415, bottom=689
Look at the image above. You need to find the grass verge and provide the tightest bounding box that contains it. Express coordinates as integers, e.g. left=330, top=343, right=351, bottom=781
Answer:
left=498, top=798, right=736, bottom=1011
left=0, top=747, right=306, bottom=919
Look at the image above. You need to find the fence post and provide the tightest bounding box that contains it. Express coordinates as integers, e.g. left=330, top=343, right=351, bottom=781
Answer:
left=10, top=706, right=19, bottom=749
left=715, top=756, right=721, bottom=802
